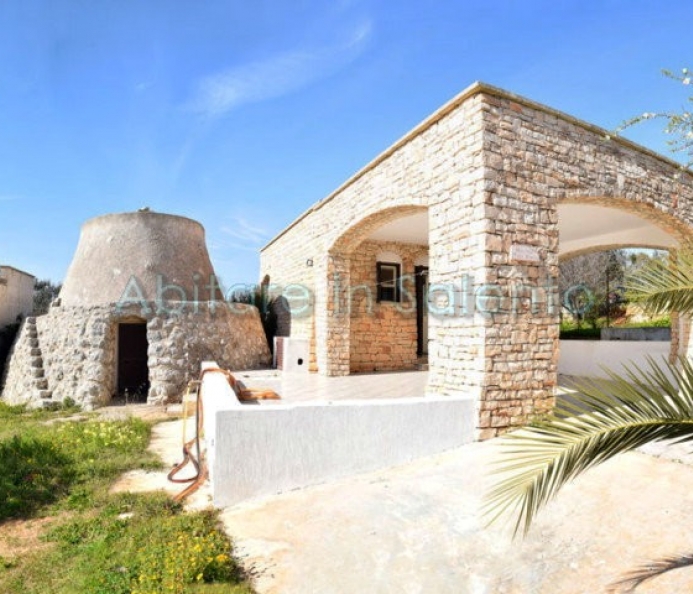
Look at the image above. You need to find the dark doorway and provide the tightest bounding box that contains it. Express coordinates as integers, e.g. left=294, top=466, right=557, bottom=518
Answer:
left=415, top=266, right=429, bottom=357
left=117, top=323, right=149, bottom=399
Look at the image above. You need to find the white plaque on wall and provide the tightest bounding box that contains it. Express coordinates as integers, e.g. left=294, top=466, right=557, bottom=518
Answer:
left=510, top=244, right=541, bottom=263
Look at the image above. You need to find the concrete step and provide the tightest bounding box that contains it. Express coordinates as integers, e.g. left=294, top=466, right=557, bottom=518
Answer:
left=39, top=390, right=53, bottom=400
left=30, top=368, right=44, bottom=379
left=35, top=378, right=48, bottom=390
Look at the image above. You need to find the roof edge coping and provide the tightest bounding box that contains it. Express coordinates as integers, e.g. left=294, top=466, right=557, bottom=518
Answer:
left=262, top=81, right=692, bottom=252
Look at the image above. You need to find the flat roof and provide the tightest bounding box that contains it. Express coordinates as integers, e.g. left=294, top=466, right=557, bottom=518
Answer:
left=262, top=81, right=692, bottom=252
left=0, top=265, right=35, bottom=279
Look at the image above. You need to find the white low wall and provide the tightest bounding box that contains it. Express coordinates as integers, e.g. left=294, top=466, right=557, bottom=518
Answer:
left=559, top=340, right=671, bottom=378
left=199, top=362, right=244, bottom=485
left=200, top=363, right=475, bottom=507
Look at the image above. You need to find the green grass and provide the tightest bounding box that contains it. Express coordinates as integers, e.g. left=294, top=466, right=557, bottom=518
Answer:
left=0, top=403, right=254, bottom=593
left=618, top=315, right=671, bottom=328
left=3, top=493, right=253, bottom=594
left=0, top=402, right=159, bottom=519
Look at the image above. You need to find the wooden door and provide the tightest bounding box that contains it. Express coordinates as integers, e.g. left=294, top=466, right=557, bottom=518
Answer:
left=117, top=323, right=149, bottom=397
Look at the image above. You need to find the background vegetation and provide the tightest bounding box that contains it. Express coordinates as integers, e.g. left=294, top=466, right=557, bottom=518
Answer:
left=559, top=248, right=671, bottom=337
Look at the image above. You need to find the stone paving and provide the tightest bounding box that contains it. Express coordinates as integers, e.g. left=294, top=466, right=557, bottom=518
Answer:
left=220, top=442, right=693, bottom=594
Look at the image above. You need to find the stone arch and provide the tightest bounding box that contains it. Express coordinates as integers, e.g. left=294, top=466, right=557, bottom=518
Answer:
left=556, top=196, right=685, bottom=370
left=319, top=205, right=429, bottom=375
left=557, top=198, right=684, bottom=261
left=559, top=195, right=689, bottom=241
left=329, top=205, right=429, bottom=256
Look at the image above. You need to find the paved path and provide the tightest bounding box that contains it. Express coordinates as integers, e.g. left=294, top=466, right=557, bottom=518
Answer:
left=111, top=411, right=214, bottom=511
left=220, top=441, right=693, bottom=594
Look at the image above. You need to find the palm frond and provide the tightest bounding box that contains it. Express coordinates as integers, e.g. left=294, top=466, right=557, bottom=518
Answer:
left=484, top=357, right=693, bottom=537
left=627, top=248, right=693, bottom=316
left=607, top=552, right=693, bottom=593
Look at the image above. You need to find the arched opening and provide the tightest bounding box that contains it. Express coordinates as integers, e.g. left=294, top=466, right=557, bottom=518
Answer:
left=558, top=202, right=682, bottom=257
left=557, top=202, right=681, bottom=381
left=116, top=318, right=149, bottom=401
left=325, top=206, right=429, bottom=375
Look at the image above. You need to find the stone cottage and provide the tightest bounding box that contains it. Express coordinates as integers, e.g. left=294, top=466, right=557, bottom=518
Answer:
left=261, top=81, right=693, bottom=438
left=2, top=211, right=270, bottom=409
left=0, top=266, right=34, bottom=328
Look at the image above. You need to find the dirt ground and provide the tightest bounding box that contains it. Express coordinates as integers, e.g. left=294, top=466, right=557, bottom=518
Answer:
left=0, top=516, right=56, bottom=561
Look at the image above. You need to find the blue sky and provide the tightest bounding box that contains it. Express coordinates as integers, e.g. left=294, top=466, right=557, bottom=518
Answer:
left=1, top=0, right=691, bottom=287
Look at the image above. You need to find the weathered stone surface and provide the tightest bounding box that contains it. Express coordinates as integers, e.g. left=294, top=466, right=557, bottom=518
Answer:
left=2, top=300, right=271, bottom=409
left=349, top=241, right=426, bottom=372
left=259, top=82, right=693, bottom=437
left=3, top=210, right=273, bottom=409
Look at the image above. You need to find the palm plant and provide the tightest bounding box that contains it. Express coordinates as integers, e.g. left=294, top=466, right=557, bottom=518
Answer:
left=485, top=248, right=693, bottom=537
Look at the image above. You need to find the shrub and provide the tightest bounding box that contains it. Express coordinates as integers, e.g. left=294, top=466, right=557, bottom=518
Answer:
left=559, top=327, right=602, bottom=340
left=228, top=286, right=278, bottom=352
left=130, top=513, right=234, bottom=594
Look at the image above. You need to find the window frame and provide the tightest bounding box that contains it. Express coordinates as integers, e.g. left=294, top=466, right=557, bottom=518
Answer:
left=376, top=261, right=401, bottom=303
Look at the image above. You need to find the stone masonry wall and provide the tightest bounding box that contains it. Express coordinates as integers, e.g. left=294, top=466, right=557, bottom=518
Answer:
left=472, top=91, right=693, bottom=436
left=1, top=317, right=45, bottom=403
left=260, top=82, right=693, bottom=438
left=349, top=240, right=427, bottom=372
left=2, top=301, right=271, bottom=409
left=261, top=91, right=486, bottom=379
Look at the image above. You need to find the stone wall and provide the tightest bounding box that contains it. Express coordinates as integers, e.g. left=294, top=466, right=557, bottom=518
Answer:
left=349, top=240, right=426, bottom=372
left=260, top=82, right=693, bottom=437
left=2, top=301, right=271, bottom=409
left=260, top=91, right=485, bottom=378
left=473, top=90, right=693, bottom=435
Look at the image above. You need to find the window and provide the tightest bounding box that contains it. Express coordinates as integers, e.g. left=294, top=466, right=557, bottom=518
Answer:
left=377, top=262, right=401, bottom=302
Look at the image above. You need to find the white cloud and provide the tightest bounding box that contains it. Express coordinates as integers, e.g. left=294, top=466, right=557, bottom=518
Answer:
left=188, top=20, right=372, bottom=117
left=220, top=216, right=270, bottom=247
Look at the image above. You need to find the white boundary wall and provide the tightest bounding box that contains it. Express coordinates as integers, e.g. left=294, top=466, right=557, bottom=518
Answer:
left=559, top=340, right=671, bottom=378
left=199, top=363, right=475, bottom=508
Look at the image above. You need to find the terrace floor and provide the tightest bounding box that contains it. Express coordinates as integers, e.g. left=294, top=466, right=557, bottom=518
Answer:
left=231, top=369, right=430, bottom=404
left=232, top=369, right=582, bottom=405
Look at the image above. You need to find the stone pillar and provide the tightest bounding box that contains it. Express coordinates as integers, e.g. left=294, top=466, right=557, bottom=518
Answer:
left=426, top=101, right=560, bottom=438
left=669, top=250, right=687, bottom=363
left=426, top=152, right=490, bottom=417
left=315, top=253, right=351, bottom=376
